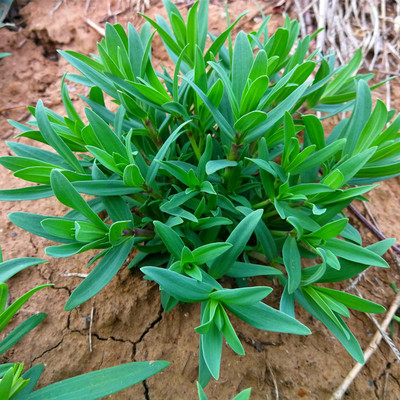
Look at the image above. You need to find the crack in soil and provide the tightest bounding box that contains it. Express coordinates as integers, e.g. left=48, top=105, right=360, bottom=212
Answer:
left=31, top=336, right=64, bottom=365
left=133, top=303, right=164, bottom=357
left=66, top=315, right=135, bottom=345
left=36, top=264, right=72, bottom=294
left=29, top=236, right=39, bottom=255
left=389, top=372, right=400, bottom=387
left=91, top=332, right=135, bottom=345
left=52, top=285, right=72, bottom=295
left=133, top=303, right=164, bottom=400
left=143, top=380, right=150, bottom=400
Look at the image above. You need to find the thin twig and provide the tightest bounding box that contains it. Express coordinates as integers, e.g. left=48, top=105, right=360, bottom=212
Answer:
left=381, top=0, right=392, bottom=110
left=369, top=68, right=400, bottom=76
left=62, top=273, right=89, bottom=278
left=85, top=19, right=105, bottom=37
left=363, top=202, right=380, bottom=229
left=294, top=0, right=307, bottom=38
left=84, top=0, right=91, bottom=14
left=0, top=104, right=29, bottom=113
left=50, top=0, right=64, bottom=16
left=330, top=290, right=400, bottom=400
left=99, top=6, right=133, bottom=23
left=348, top=285, right=400, bottom=361
left=347, top=204, right=400, bottom=256
left=89, top=307, right=94, bottom=353
left=265, top=353, right=280, bottom=400
left=316, top=0, right=328, bottom=51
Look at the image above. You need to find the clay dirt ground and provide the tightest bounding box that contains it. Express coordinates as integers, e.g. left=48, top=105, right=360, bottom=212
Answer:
left=0, top=0, right=400, bottom=399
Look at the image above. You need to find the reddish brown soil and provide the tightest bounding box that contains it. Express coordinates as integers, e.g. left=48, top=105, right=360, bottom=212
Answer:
left=1, top=1, right=400, bottom=399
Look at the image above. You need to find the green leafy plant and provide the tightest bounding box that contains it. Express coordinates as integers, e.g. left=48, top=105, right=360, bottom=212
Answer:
left=0, top=0, right=396, bottom=388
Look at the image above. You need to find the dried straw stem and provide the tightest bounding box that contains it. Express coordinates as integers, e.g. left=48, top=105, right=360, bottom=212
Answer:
left=330, top=290, right=400, bottom=400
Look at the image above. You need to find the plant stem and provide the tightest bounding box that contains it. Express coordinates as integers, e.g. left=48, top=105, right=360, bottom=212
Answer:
left=187, top=132, right=202, bottom=161
left=252, top=198, right=272, bottom=209
left=263, top=209, right=278, bottom=219
left=224, top=140, right=242, bottom=190
left=144, top=118, right=162, bottom=148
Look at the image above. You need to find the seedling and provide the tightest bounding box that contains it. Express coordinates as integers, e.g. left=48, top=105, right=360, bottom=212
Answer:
left=0, top=0, right=396, bottom=387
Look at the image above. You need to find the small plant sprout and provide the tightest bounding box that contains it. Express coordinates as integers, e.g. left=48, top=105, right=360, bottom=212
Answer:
left=0, top=0, right=397, bottom=388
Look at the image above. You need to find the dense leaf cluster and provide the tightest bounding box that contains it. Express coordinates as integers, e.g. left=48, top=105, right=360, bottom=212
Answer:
left=0, top=0, right=397, bottom=387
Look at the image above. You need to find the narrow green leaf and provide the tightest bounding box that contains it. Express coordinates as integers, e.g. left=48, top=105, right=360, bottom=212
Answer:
left=201, top=322, right=223, bottom=380
left=146, top=120, right=191, bottom=185
left=0, top=258, right=46, bottom=282
left=0, top=285, right=51, bottom=332
left=205, top=160, right=237, bottom=175
left=294, top=288, right=364, bottom=363
left=290, top=139, right=346, bottom=174
left=305, top=218, right=348, bottom=241
left=226, top=262, right=282, bottom=278
left=85, top=108, right=126, bottom=155
left=232, top=31, right=254, bottom=102
left=0, top=185, right=54, bottom=201
left=209, top=210, right=263, bottom=278
left=181, top=77, right=235, bottom=144
left=65, top=238, right=134, bottom=310
left=283, top=236, right=302, bottom=294
left=232, top=388, right=252, bottom=400
left=324, top=238, right=389, bottom=268
left=209, top=286, right=272, bottom=305
left=153, top=221, right=184, bottom=259
left=313, top=286, right=385, bottom=314
left=141, top=267, right=213, bottom=302
left=234, top=111, right=268, bottom=134
left=0, top=313, right=46, bottom=355
left=26, top=361, right=169, bottom=400
left=36, top=100, right=84, bottom=173
left=225, top=301, right=311, bottom=334
left=50, top=170, right=107, bottom=229
left=192, top=243, right=232, bottom=265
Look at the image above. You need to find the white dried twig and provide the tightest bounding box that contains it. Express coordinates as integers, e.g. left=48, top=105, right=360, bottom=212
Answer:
left=51, top=0, right=64, bottom=16
left=62, top=272, right=89, bottom=278
left=349, top=284, right=400, bottom=362
left=85, top=19, right=105, bottom=37
left=89, top=307, right=94, bottom=352
left=265, top=354, right=280, bottom=400
left=330, top=290, right=400, bottom=400
left=84, top=0, right=91, bottom=14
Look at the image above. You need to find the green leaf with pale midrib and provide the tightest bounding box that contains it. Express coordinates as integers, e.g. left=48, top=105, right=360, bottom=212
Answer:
left=26, top=361, right=170, bottom=400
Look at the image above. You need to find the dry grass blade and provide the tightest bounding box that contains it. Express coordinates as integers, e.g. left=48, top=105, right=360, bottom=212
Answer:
left=291, top=0, right=400, bottom=73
